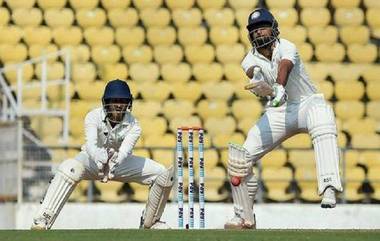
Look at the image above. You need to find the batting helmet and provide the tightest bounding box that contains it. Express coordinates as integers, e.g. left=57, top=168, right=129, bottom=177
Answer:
left=247, top=8, right=279, bottom=49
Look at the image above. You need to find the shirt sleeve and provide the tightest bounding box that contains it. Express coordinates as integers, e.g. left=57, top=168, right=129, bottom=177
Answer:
left=241, top=50, right=255, bottom=74
left=84, top=110, right=108, bottom=163
left=279, top=39, right=298, bottom=65
left=117, top=117, right=142, bottom=162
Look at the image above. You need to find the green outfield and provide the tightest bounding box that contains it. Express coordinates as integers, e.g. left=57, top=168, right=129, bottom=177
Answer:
left=1, top=229, right=380, bottom=241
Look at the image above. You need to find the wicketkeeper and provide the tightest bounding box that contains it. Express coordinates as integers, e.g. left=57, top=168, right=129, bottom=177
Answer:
left=225, top=8, right=343, bottom=229
left=32, top=79, right=174, bottom=230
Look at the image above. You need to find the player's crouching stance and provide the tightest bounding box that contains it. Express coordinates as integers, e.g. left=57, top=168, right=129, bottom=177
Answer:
left=224, top=8, right=343, bottom=229
left=32, top=79, right=174, bottom=230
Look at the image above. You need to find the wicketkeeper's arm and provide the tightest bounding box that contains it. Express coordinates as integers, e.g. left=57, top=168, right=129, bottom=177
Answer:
left=116, top=118, right=142, bottom=162
left=84, top=111, right=108, bottom=165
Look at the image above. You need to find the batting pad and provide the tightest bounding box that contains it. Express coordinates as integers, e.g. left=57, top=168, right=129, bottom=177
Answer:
left=230, top=178, right=255, bottom=226
left=143, top=166, right=174, bottom=228
left=307, top=103, right=343, bottom=195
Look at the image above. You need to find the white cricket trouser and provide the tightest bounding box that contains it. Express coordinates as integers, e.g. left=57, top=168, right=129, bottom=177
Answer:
left=75, top=152, right=166, bottom=185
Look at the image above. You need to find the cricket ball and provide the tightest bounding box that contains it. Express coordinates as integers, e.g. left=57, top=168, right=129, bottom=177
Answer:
left=231, top=176, right=241, bottom=186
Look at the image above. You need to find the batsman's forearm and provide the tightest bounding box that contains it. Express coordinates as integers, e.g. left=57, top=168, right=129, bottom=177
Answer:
left=276, top=59, right=293, bottom=86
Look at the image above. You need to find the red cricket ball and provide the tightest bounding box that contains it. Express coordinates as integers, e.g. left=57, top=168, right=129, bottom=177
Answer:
left=231, top=176, right=241, bottom=186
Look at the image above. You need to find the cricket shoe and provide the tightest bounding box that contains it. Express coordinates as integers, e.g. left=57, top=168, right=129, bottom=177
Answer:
left=224, top=215, right=256, bottom=230
left=31, top=217, right=48, bottom=230
left=150, top=221, right=171, bottom=229
left=321, top=186, right=337, bottom=208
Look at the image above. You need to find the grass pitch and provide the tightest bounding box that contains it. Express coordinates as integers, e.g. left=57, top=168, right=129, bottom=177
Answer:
left=1, top=229, right=380, bottom=241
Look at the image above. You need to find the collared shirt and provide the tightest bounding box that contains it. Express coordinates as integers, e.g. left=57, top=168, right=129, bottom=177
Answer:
left=81, top=107, right=141, bottom=163
left=241, top=38, right=317, bottom=101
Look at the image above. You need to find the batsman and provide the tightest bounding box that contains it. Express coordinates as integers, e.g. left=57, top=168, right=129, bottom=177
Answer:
left=32, top=79, right=174, bottom=230
left=225, top=8, right=343, bottom=229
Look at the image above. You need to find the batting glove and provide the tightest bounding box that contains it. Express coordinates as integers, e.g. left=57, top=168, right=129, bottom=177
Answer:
left=269, top=83, right=287, bottom=107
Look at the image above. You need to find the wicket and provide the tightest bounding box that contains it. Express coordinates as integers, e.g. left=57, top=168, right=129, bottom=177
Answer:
left=176, top=127, right=205, bottom=229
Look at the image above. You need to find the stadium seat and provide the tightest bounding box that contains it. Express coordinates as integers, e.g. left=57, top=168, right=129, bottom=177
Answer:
left=185, top=44, right=216, bottom=64
left=262, top=167, right=295, bottom=201
left=178, top=27, right=208, bottom=46
left=4, top=63, right=34, bottom=84
left=69, top=181, right=89, bottom=202
left=344, top=150, right=360, bottom=168
left=84, top=27, right=114, bottom=46
left=132, top=0, right=162, bottom=10
left=335, top=101, right=365, bottom=120
left=95, top=181, right=126, bottom=202
left=122, top=45, right=153, bottom=64
left=304, top=63, right=329, bottom=81
left=100, top=0, right=130, bottom=10
left=315, top=43, right=345, bottom=63
left=0, top=8, right=9, bottom=26
left=197, top=0, right=226, bottom=10
left=138, top=82, right=171, bottom=101
left=0, top=26, right=22, bottom=44
left=192, top=63, right=223, bottom=82
left=289, top=150, right=315, bottom=168
left=12, top=8, right=42, bottom=27
left=209, top=26, right=239, bottom=45
left=351, top=134, right=380, bottom=149
left=342, top=118, right=377, bottom=136
left=215, top=44, right=245, bottom=64
left=129, top=63, right=160, bottom=83
left=107, top=8, right=138, bottom=27
left=328, top=63, right=362, bottom=82
left=76, top=8, right=107, bottom=28
left=261, top=149, right=287, bottom=168
left=300, top=8, right=330, bottom=27
left=266, top=0, right=295, bottom=8
left=236, top=117, right=253, bottom=135
left=31, top=116, right=63, bottom=138
left=362, top=64, right=380, bottom=83
left=140, top=8, right=171, bottom=27
left=280, top=25, right=307, bottom=44
left=367, top=82, right=380, bottom=100
left=170, top=82, right=202, bottom=101
left=344, top=166, right=365, bottom=201
left=72, top=63, right=97, bottom=83
left=129, top=182, right=149, bottom=202
left=168, top=116, right=203, bottom=134
left=295, top=166, right=320, bottom=202
left=91, top=45, right=121, bottom=65
left=44, top=8, right=74, bottom=28
left=335, top=80, right=364, bottom=100
left=347, top=44, right=377, bottom=63
left=271, top=8, right=298, bottom=27
left=151, top=149, right=175, bottom=168
left=308, top=26, right=338, bottom=45
left=331, top=0, right=360, bottom=8
left=37, top=0, right=66, bottom=9
left=162, top=99, right=195, bottom=119
left=166, top=0, right=194, bottom=10
left=196, top=100, right=229, bottom=119
left=282, top=134, right=312, bottom=148
left=314, top=80, right=333, bottom=100
left=205, top=166, right=229, bottom=202
left=366, top=9, right=380, bottom=28
left=75, top=81, right=104, bottom=101
left=204, top=8, right=234, bottom=27
left=334, top=8, right=364, bottom=26
left=144, top=133, right=176, bottom=148
left=52, top=27, right=83, bottom=46
left=28, top=44, right=58, bottom=61
left=366, top=101, right=380, bottom=120
left=204, top=116, right=236, bottom=137
left=358, top=150, right=380, bottom=168
left=172, top=8, right=202, bottom=27
left=339, top=26, right=370, bottom=45
left=132, top=100, right=162, bottom=119
left=139, top=117, right=167, bottom=138
left=6, top=0, right=35, bottom=9
left=231, top=99, right=263, bottom=120
left=153, top=45, right=183, bottom=64
left=364, top=0, right=380, bottom=8
left=368, top=167, right=380, bottom=200
left=147, top=26, right=176, bottom=46
left=99, top=63, right=128, bottom=82
left=0, top=44, right=27, bottom=63
left=202, top=82, right=235, bottom=101
left=228, top=0, right=258, bottom=10
left=235, top=9, right=251, bottom=27
left=69, top=0, right=98, bottom=10
left=298, top=43, right=313, bottom=62
left=212, top=132, right=245, bottom=148
left=298, top=0, right=327, bottom=8
left=115, top=27, right=145, bottom=46
left=161, top=63, right=192, bottom=83
left=224, top=63, right=247, bottom=83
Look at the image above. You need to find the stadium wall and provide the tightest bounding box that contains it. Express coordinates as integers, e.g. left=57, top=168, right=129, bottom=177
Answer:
left=1, top=203, right=380, bottom=229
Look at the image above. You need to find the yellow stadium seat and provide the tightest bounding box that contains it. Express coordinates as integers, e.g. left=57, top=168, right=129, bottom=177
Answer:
left=197, top=0, right=226, bottom=10
left=280, top=25, right=307, bottom=44
left=262, top=167, right=295, bottom=201
left=0, top=8, right=9, bottom=26
left=362, top=64, right=380, bottom=83
left=202, top=82, right=235, bottom=101
left=304, top=63, right=329, bottom=81
left=236, top=117, right=253, bottom=135
left=168, top=116, right=203, bottom=133
left=368, top=167, right=380, bottom=200
left=138, top=82, right=171, bottom=101
left=75, top=81, right=104, bottom=100
left=177, top=27, right=207, bottom=46
left=282, top=133, right=312, bottom=149
left=170, top=82, right=202, bottom=101
left=235, top=9, right=251, bottom=27
left=215, top=44, right=245, bottom=64
left=166, top=0, right=194, bottom=10
left=231, top=99, right=263, bottom=120
left=298, top=43, right=313, bottom=62
left=204, top=8, right=234, bottom=27
left=151, top=149, right=175, bottom=168
left=295, top=166, right=320, bottom=202
left=335, top=101, right=365, bottom=120
left=261, top=149, right=288, bottom=168
left=140, top=8, right=170, bottom=27
left=0, top=26, right=22, bottom=45
left=334, top=8, right=364, bottom=27
left=31, top=116, right=63, bottom=138
left=205, top=166, right=229, bottom=202
left=132, top=100, right=162, bottom=119
left=129, top=182, right=148, bottom=202
left=367, top=82, right=380, bottom=100
left=72, top=63, right=96, bottom=83
left=12, top=8, right=42, bottom=27
left=335, top=80, right=364, bottom=100
left=76, top=8, right=106, bottom=28
left=95, top=181, right=126, bottom=202
left=0, top=44, right=27, bottom=63
left=44, top=8, right=74, bottom=28
left=298, top=0, right=327, bottom=8
left=192, top=63, right=223, bottom=82
left=267, top=0, right=295, bottom=8
left=153, top=45, right=183, bottom=64
left=37, top=0, right=66, bottom=9
left=271, top=8, right=298, bottom=27
left=172, top=8, right=202, bottom=27
left=4, top=63, right=33, bottom=84
left=209, top=26, right=239, bottom=45
left=100, top=0, right=130, bottom=10
left=91, top=45, right=121, bottom=65
left=196, top=100, right=228, bottom=119
left=69, top=181, right=89, bottom=202
left=162, top=99, right=194, bottom=119
left=344, top=166, right=365, bottom=201
left=69, top=116, right=84, bottom=137
left=342, top=118, right=377, bottom=136
left=107, top=8, right=138, bottom=28
left=147, top=26, right=176, bottom=46
left=300, top=8, right=330, bottom=27
left=132, top=0, right=162, bottom=10
left=35, top=62, right=65, bottom=80
left=144, top=133, right=176, bottom=148
left=69, top=0, right=98, bottom=9
left=289, top=150, right=315, bottom=168
left=63, top=44, right=90, bottom=63
left=185, top=45, right=215, bottom=64
left=129, top=63, right=159, bottom=83
left=332, top=0, right=360, bottom=8
left=366, top=101, right=380, bottom=120
left=351, top=134, right=380, bottom=149
left=84, top=27, right=114, bottom=46
left=115, top=27, right=145, bottom=46
left=7, top=0, right=35, bottom=9
left=364, top=0, right=380, bottom=8
left=366, top=9, right=380, bottom=28
left=161, top=63, right=191, bottom=83
left=328, top=63, right=361, bottom=82
left=52, top=27, right=83, bottom=46
left=308, top=26, right=338, bottom=45
left=193, top=149, right=219, bottom=171
left=344, top=150, right=360, bottom=167
left=358, top=150, right=380, bottom=168
left=122, top=45, right=153, bottom=64
left=28, top=44, right=58, bottom=61
left=212, top=132, right=245, bottom=148
left=139, top=116, right=167, bottom=138
left=204, top=116, right=236, bottom=137
left=339, top=26, right=370, bottom=45
left=228, top=0, right=258, bottom=10
left=314, top=80, right=333, bottom=99
left=70, top=100, right=96, bottom=118
left=347, top=44, right=377, bottom=63
left=23, top=26, right=52, bottom=46
left=99, top=63, right=128, bottom=82
left=224, top=63, right=246, bottom=83
left=315, top=43, right=345, bottom=62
